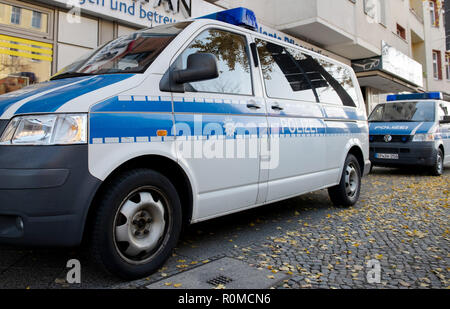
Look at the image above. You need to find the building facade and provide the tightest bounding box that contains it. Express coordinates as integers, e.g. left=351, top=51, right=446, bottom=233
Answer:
left=0, top=0, right=449, bottom=114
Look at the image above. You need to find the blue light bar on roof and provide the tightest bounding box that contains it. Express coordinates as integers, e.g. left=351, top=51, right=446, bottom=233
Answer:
left=386, top=92, right=443, bottom=102
left=199, top=7, right=259, bottom=31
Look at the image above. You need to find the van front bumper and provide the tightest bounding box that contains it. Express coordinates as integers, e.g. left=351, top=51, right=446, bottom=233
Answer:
left=369, top=141, right=437, bottom=167
left=0, top=145, right=101, bottom=247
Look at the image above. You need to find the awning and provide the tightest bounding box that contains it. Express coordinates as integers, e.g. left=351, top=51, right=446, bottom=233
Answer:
left=356, top=70, right=424, bottom=93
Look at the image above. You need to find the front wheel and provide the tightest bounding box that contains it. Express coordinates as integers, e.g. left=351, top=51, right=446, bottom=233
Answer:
left=90, top=169, right=182, bottom=280
left=328, top=154, right=362, bottom=208
left=430, top=149, right=444, bottom=176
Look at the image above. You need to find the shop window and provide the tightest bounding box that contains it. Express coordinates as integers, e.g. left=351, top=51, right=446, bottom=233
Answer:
left=0, top=35, right=52, bottom=95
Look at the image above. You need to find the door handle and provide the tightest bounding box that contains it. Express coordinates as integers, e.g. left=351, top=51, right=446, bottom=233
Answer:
left=271, top=103, right=284, bottom=111
left=247, top=101, right=262, bottom=109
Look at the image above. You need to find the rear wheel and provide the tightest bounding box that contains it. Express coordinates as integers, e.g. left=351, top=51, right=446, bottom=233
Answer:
left=328, top=154, right=361, bottom=208
left=431, top=149, right=444, bottom=176
left=91, top=169, right=182, bottom=280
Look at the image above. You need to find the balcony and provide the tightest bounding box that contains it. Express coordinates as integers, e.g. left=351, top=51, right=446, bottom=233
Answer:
left=409, top=8, right=425, bottom=42
left=274, top=0, right=355, bottom=47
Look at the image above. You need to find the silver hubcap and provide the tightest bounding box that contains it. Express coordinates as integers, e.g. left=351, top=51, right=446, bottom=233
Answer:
left=114, top=188, right=167, bottom=264
left=345, top=163, right=359, bottom=198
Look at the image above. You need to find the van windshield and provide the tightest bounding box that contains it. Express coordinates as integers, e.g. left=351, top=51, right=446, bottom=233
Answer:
left=51, top=22, right=191, bottom=80
left=369, top=101, right=436, bottom=122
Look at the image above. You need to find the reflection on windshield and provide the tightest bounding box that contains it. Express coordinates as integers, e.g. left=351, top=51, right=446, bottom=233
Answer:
left=52, top=22, right=191, bottom=79
left=369, top=101, right=436, bottom=122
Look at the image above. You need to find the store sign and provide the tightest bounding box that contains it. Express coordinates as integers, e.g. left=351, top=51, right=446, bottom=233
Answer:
left=53, top=0, right=195, bottom=26
left=381, top=41, right=423, bottom=87
left=351, top=42, right=423, bottom=88
left=351, top=56, right=382, bottom=72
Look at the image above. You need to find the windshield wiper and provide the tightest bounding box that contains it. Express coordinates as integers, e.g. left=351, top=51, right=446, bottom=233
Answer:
left=370, top=119, right=416, bottom=122
left=50, top=72, right=95, bottom=81
left=388, top=120, right=416, bottom=122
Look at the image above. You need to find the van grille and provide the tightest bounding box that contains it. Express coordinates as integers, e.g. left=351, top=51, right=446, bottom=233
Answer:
left=0, top=120, right=8, bottom=137
left=370, top=135, right=411, bottom=143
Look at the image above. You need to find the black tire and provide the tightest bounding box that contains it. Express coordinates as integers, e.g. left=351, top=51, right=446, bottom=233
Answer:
left=91, top=169, right=182, bottom=280
left=430, top=149, right=444, bottom=176
left=328, top=154, right=361, bottom=208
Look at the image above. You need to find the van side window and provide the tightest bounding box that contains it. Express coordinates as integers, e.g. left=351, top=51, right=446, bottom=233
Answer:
left=256, top=39, right=317, bottom=102
left=310, top=58, right=358, bottom=107
left=174, top=29, right=252, bottom=95
left=438, top=102, right=450, bottom=120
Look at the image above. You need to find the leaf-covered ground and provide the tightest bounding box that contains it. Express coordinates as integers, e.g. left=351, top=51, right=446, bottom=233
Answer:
left=128, top=167, right=449, bottom=289
left=0, top=168, right=448, bottom=289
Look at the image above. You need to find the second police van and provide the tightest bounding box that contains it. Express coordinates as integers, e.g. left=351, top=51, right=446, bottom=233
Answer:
left=369, top=92, right=450, bottom=175
left=0, top=8, right=370, bottom=278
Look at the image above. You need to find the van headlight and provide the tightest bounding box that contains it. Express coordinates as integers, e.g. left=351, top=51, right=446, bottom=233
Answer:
left=412, top=133, right=435, bottom=142
left=0, top=114, right=87, bottom=145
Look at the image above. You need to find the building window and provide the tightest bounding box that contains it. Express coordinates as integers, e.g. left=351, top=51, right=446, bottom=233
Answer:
left=31, top=11, right=42, bottom=29
left=446, top=53, right=450, bottom=81
left=364, top=0, right=386, bottom=25
left=0, top=3, right=49, bottom=34
left=429, top=0, right=439, bottom=27
left=433, top=50, right=442, bottom=80
left=396, top=24, right=406, bottom=40
left=10, top=6, right=21, bottom=25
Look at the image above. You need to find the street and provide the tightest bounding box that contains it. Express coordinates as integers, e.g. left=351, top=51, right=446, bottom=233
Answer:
left=0, top=167, right=448, bottom=289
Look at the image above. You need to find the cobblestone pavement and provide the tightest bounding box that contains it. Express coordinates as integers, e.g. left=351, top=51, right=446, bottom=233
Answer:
left=123, top=167, right=450, bottom=290
left=0, top=167, right=448, bottom=289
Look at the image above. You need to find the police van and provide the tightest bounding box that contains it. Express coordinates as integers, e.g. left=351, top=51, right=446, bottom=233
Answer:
left=369, top=92, right=450, bottom=175
left=0, top=8, right=370, bottom=279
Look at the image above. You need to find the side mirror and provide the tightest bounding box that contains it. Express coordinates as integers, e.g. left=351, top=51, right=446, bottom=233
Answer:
left=440, top=116, right=450, bottom=124
left=160, top=53, right=219, bottom=93
left=173, top=53, right=219, bottom=84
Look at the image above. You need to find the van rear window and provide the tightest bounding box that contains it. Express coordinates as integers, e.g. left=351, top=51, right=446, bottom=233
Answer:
left=256, top=39, right=357, bottom=107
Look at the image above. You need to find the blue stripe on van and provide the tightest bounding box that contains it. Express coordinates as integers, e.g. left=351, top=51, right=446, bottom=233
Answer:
left=89, top=112, right=367, bottom=144
left=14, top=74, right=134, bottom=115
left=89, top=112, right=174, bottom=144
left=0, top=77, right=93, bottom=117
left=91, top=96, right=172, bottom=113
left=369, top=122, right=434, bottom=135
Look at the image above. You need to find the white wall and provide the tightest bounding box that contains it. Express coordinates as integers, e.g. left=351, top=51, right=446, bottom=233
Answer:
left=58, top=12, right=98, bottom=49
left=56, top=11, right=99, bottom=71
left=56, top=43, right=92, bottom=71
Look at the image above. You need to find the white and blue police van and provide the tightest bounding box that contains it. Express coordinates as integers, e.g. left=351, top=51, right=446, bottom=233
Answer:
left=0, top=8, right=370, bottom=279
left=369, top=92, right=450, bottom=175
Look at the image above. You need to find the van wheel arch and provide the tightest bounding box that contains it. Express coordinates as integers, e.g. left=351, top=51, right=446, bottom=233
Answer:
left=347, top=146, right=365, bottom=175
left=82, top=155, right=193, bottom=244
left=439, top=144, right=445, bottom=158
